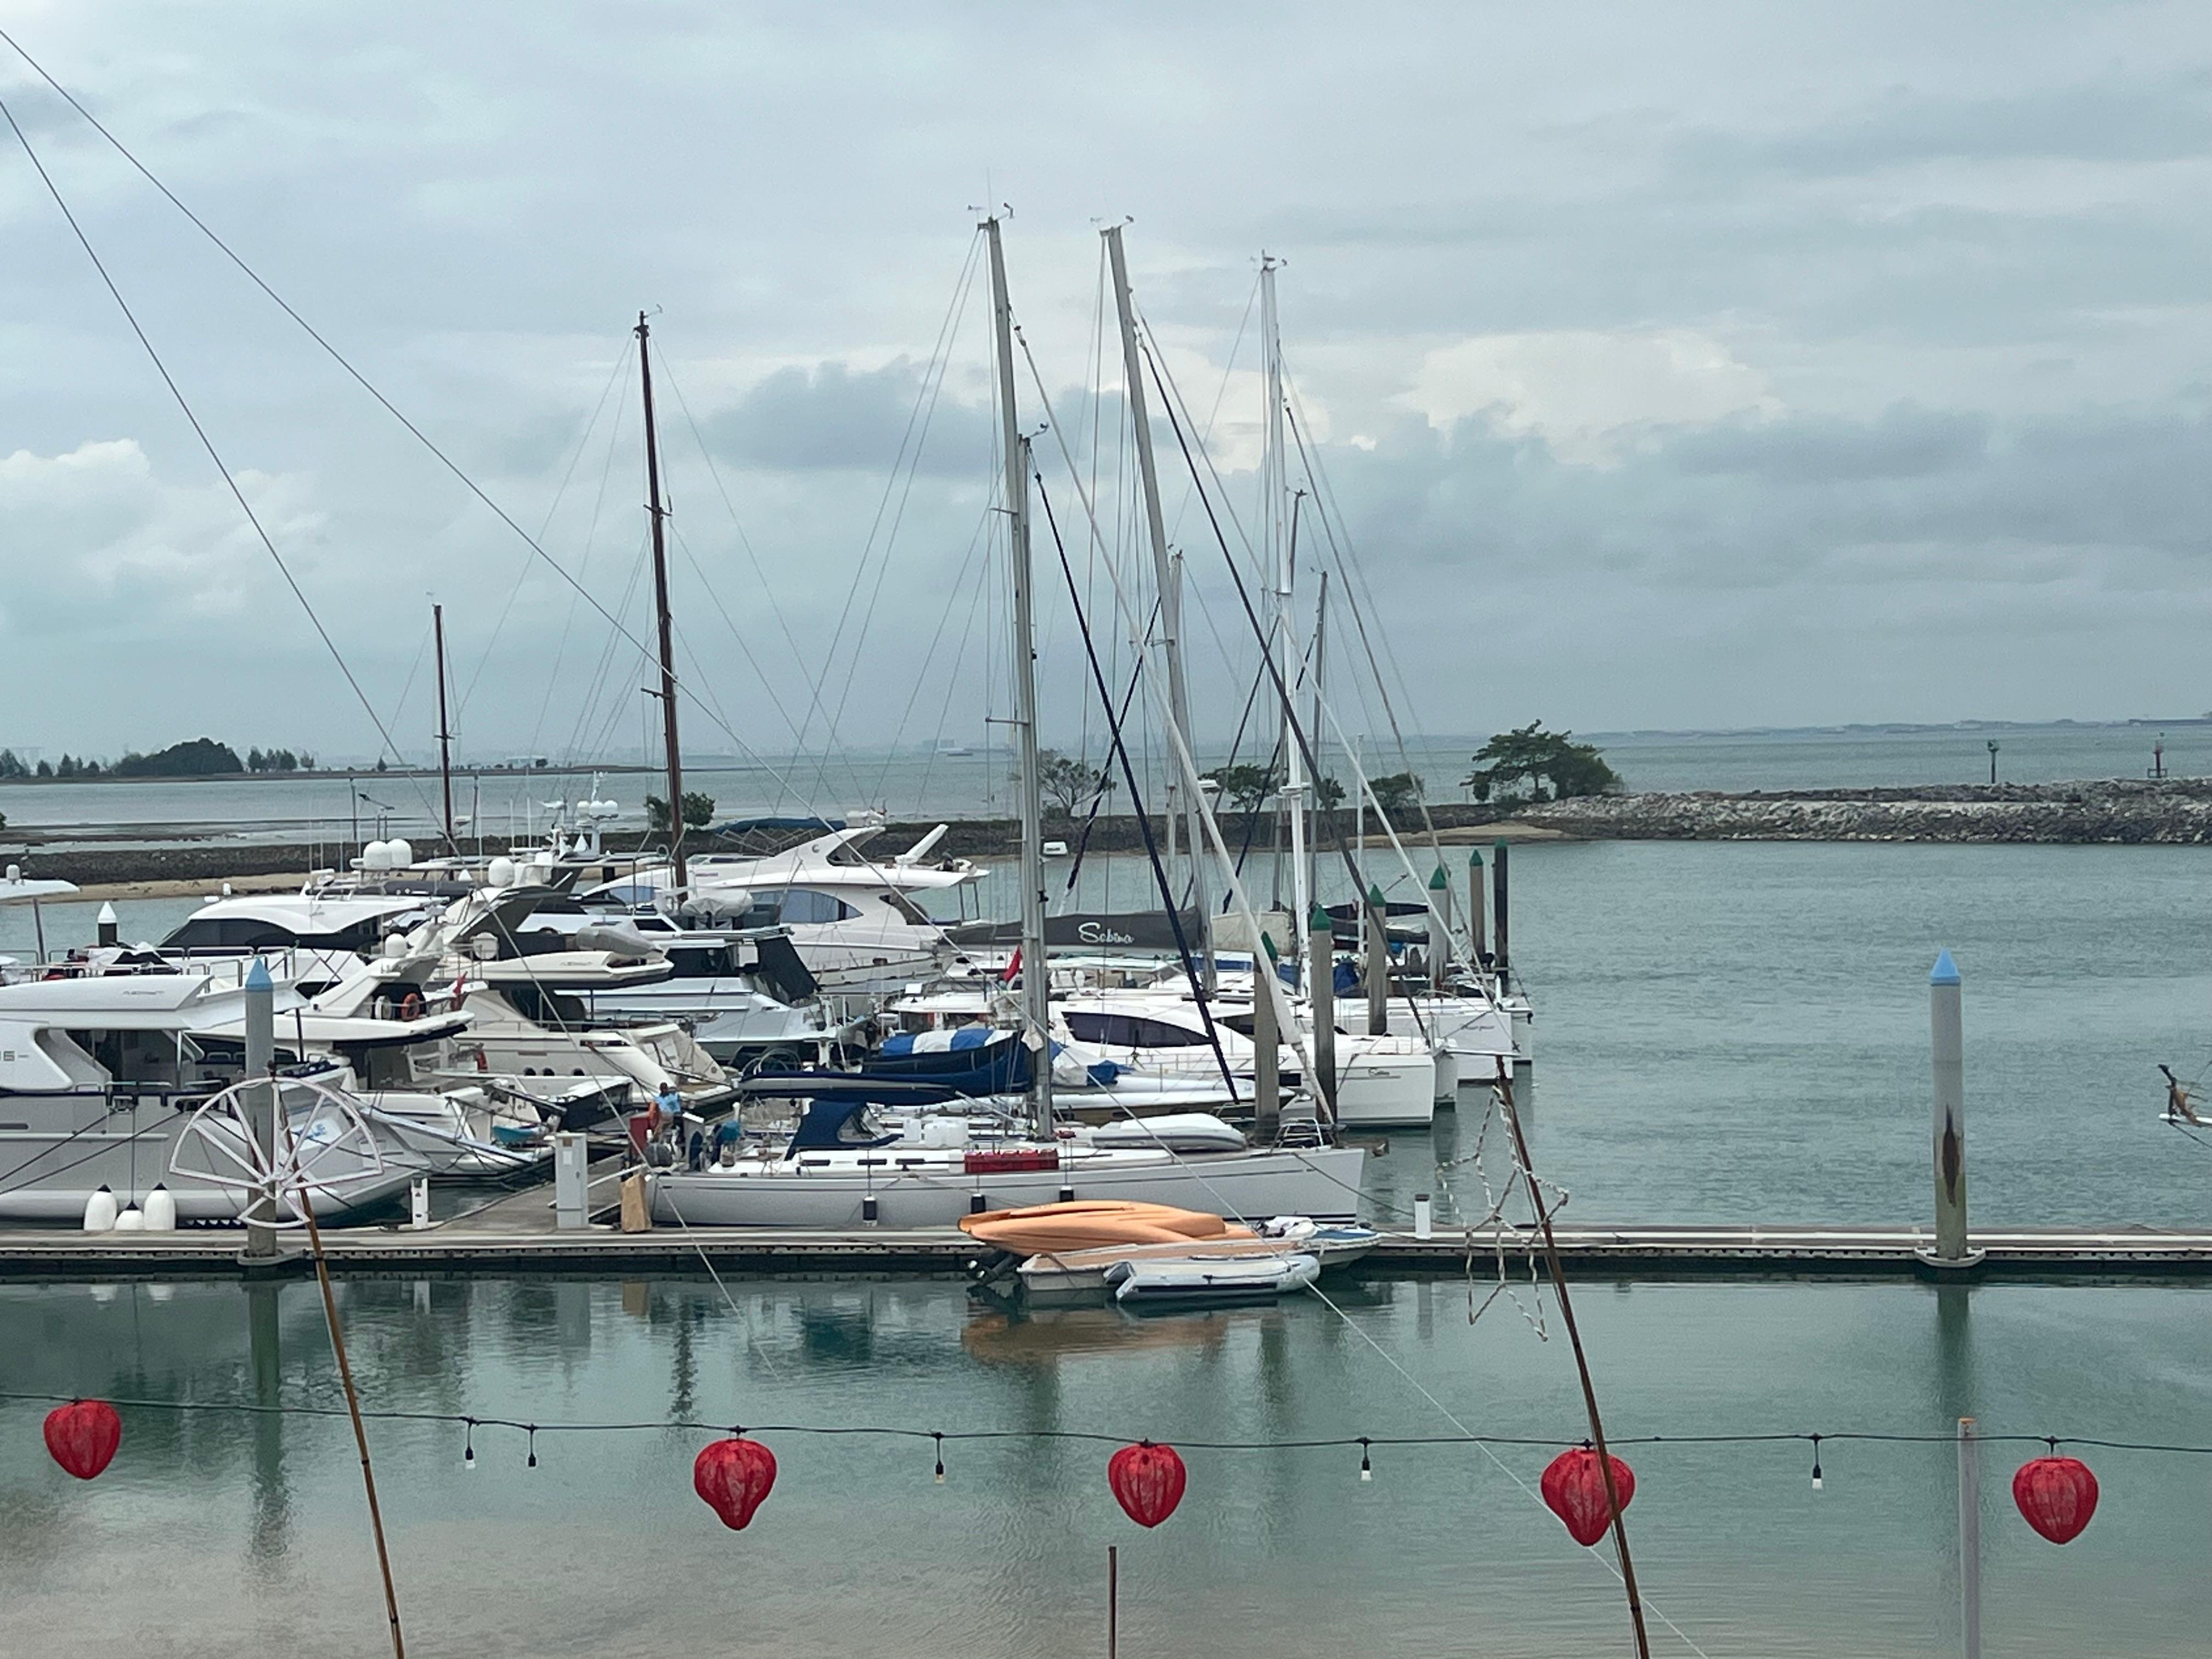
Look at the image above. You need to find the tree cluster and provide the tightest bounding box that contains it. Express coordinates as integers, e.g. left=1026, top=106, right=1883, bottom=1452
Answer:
left=646, top=791, right=718, bottom=834
left=113, top=738, right=246, bottom=778
left=48, top=755, right=104, bottom=778
left=246, top=748, right=313, bottom=772
left=1202, top=761, right=1279, bottom=813
left=1464, top=721, right=1620, bottom=807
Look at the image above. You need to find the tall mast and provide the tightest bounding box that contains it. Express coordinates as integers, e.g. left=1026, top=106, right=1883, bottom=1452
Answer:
left=1262, top=256, right=1311, bottom=951
left=432, top=601, right=455, bottom=850
left=635, top=312, right=686, bottom=888
left=984, top=215, right=1053, bottom=1135
left=1309, top=566, right=1327, bottom=917
left=1104, top=223, right=1211, bottom=992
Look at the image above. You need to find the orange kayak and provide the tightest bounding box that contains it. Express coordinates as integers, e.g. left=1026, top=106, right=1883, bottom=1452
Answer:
left=959, top=1200, right=1253, bottom=1254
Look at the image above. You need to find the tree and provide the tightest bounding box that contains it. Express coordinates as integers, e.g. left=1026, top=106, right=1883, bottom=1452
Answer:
left=1369, top=771, right=1425, bottom=815
left=1464, top=721, right=1620, bottom=806
left=1029, top=749, right=1114, bottom=819
left=647, top=791, right=717, bottom=834
left=33, top=759, right=52, bottom=778
left=1313, top=776, right=1346, bottom=810
left=55, top=755, right=76, bottom=778
left=0, top=749, right=26, bottom=779
left=247, top=748, right=267, bottom=772
left=1203, top=761, right=1279, bottom=812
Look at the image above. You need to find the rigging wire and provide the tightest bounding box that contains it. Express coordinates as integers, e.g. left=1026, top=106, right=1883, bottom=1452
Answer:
left=0, top=92, right=441, bottom=837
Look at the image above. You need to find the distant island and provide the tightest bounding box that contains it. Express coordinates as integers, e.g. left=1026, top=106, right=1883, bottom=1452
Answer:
left=0, top=737, right=316, bottom=781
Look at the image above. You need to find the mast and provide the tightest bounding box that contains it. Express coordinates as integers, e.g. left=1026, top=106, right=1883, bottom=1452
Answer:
left=1310, top=567, right=1327, bottom=917
left=1262, top=256, right=1311, bottom=953
left=984, top=215, right=1053, bottom=1135
left=1104, top=222, right=1210, bottom=992
left=635, top=312, right=686, bottom=888
left=432, top=601, right=455, bottom=851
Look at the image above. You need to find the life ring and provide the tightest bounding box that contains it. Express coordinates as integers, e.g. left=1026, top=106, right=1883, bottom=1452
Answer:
left=398, top=991, right=425, bottom=1022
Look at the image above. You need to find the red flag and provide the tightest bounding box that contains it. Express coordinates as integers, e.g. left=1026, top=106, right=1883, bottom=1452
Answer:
left=1001, top=949, right=1022, bottom=984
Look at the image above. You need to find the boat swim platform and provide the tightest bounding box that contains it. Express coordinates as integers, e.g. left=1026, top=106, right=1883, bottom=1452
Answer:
left=9, top=1207, right=2212, bottom=1282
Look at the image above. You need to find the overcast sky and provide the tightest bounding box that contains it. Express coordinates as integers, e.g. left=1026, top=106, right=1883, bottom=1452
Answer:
left=3, top=1, right=2209, bottom=773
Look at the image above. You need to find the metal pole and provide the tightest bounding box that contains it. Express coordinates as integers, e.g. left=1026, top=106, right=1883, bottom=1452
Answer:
left=635, top=313, right=686, bottom=888
left=1957, top=1415, right=1982, bottom=1659
left=1307, top=902, right=1338, bottom=1120
left=243, top=956, right=277, bottom=1259
left=432, top=602, right=455, bottom=851
left=1468, top=847, right=1487, bottom=962
left=1105, top=223, right=1208, bottom=986
left=1364, top=882, right=1389, bottom=1036
left=985, top=218, right=1052, bottom=1136
left=1931, top=950, right=1969, bottom=1262
left=1262, top=258, right=1310, bottom=946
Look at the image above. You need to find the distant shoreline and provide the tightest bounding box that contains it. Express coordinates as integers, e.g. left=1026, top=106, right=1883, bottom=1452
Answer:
left=1516, top=779, right=2212, bottom=844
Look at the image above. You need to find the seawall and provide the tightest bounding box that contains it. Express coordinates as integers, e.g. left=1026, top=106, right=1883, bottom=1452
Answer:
left=1514, top=778, right=2212, bottom=843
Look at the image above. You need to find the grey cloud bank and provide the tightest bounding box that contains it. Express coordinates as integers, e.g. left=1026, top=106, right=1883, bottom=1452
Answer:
left=1, top=1, right=2208, bottom=769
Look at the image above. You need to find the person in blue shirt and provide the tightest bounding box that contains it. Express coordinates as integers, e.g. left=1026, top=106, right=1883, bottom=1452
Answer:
left=651, top=1081, right=683, bottom=1142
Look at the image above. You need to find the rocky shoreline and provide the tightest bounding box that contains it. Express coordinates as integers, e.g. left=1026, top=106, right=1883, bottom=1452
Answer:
left=1514, top=778, right=2212, bottom=843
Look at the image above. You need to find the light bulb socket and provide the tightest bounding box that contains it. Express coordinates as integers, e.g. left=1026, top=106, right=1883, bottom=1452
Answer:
left=1358, top=1438, right=1372, bottom=1481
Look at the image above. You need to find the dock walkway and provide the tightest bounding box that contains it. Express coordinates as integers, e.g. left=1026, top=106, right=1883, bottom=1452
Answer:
left=9, top=1177, right=2212, bottom=1282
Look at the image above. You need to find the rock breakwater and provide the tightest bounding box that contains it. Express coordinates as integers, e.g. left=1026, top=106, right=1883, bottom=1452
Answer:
left=1516, top=780, right=2212, bottom=843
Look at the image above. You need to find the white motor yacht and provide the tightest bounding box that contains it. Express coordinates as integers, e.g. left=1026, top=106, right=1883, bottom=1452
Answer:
left=0, top=970, right=431, bottom=1222
left=609, top=819, right=980, bottom=1002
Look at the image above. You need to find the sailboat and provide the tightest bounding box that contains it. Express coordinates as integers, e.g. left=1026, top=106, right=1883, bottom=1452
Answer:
left=646, top=217, right=1367, bottom=1227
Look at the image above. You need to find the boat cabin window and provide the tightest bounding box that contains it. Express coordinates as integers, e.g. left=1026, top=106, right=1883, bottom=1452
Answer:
left=161, top=915, right=391, bottom=953
left=770, top=889, right=858, bottom=926
left=669, top=944, right=737, bottom=978
left=496, top=984, right=589, bottom=1029
left=882, top=890, right=934, bottom=927
left=1062, top=1012, right=1211, bottom=1048
left=60, top=1027, right=209, bottom=1089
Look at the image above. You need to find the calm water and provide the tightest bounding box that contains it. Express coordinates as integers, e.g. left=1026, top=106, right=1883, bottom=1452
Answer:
left=3, top=1274, right=2207, bottom=1657
left=2, top=720, right=2202, bottom=843
left=9, top=837, right=2211, bottom=1228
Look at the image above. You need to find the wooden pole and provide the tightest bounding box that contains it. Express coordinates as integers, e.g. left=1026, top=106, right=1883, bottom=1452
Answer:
left=1931, top=950, right=1970, bottom=1261
left=1498, top=1068, right=1651, bottom=1659
left=1107, top=1544, right=1119, bottom=1659
left=292, top=1151, right=405, bottom=1657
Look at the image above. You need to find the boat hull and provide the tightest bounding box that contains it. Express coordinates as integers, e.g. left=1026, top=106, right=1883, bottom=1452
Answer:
left=649, top=1144, right=1368, bottom=1229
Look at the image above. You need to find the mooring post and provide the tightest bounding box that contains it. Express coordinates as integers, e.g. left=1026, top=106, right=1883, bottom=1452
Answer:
left=1491, top=839, right=1510, bottom=983
left=1107, top=1544, right=1119, bottom=1659
left=1957, top=1415, right=1982, bottom=1659
left=1926, top=949, right=1979, bottom=1267
left=1426, top=865, right=1451, bottom=981
left=1307, top=902, right=1338, bottom=1120
left=95, top=901, right=119, bottom=949
left=1252, top=933, right=1281, bottom=1141
left=1364, top=883, right=1390, bottom=1036
left=244, top=956, right=277, bottom=1259
left=1467, top=847, right=1487, bottom=962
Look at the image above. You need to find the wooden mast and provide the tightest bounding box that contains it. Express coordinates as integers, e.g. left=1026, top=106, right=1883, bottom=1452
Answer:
left=635, top=312, right=686, bottom=887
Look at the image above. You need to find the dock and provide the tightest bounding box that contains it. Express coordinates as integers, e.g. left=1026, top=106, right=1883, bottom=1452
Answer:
left=12, top=1174, right=2212, bottom=1282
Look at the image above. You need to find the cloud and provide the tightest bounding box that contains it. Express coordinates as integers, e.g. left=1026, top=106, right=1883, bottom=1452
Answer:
left=699, top=359, right=994, bottom=475
left=1401, top=331, right=1777, bottom=464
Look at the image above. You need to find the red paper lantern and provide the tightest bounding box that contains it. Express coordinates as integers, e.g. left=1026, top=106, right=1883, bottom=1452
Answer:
left=44, top=1400, right=122, bottom=1481
left=2012, top=1455, right=2098, bottom=1545
left=1541, top=1446, right=1636, bottom=1547
left=1107, top=1441, right=1187, bottom=1528
left=693, top=1436, right=777, bottom=1531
